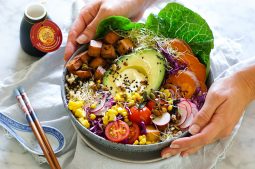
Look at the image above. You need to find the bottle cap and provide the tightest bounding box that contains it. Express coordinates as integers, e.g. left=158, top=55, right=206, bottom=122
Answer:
left=30, top=19, right=62, bottom=53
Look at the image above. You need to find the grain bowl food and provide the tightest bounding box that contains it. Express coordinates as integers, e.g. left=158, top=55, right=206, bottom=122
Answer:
left=62, top=2, right=214, bottom=152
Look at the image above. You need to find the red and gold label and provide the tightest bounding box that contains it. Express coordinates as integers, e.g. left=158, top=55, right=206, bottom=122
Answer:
left=30, top=19, right=62, bottom=53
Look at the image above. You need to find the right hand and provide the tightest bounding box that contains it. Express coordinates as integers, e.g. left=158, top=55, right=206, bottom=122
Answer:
left=64, top=0, right=150, bottom=61
left=161, top=66, right=255, bottom=158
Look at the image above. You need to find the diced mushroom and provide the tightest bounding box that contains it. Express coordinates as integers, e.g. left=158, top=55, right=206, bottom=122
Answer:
left=75, top=70, right=92, bottom=79
left=66, top=57, right=83, bottom=72
left=77, top=51, right=91, bottom=64
left=104, top=31, right=121, bottom=44
left=101, top=44, right=117, bottom=59
left=117, top=38, right=134, bottom=55
left=94, top=66, right=106, bottom=80
left=89, top=57, right=107, bottom=69
left=88, top=40, right=103, bottom=57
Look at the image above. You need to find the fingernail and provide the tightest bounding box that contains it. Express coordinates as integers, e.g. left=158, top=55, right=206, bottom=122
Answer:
left=76, top=34, right=88, bottom=44
left=182, top=153, right=189, bottom=158
left=162, top=153, right=172, bottom=159
left=170, top=144, right=180, bottom=149
left=189, top=124, right=200, bottom=135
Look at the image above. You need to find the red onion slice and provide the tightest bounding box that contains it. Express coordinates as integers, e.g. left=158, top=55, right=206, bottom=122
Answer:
left=177, top=104, right=188, bottom=126
left=180, top=113, right=193, bottom=129
left=90, top=94, right=107, bottom=114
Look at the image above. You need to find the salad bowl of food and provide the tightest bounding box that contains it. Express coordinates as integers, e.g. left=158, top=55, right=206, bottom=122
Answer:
left=61, top=2, right=214, bottom=155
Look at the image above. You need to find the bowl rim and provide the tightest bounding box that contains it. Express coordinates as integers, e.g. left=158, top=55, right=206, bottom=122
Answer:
left=61, top=44, right=191, bottom=150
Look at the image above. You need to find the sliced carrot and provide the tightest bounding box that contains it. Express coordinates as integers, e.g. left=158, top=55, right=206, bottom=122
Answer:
left=166, top=70, right=199, bottom=99
left=199, top=81, right=208, bottom=92
left=170, top=38, right=193, bottom=54
left=178, top=53, right=206, bottom=83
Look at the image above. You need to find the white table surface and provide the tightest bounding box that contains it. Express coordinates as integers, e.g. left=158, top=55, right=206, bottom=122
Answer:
left=0, top=0, right=255, bottom=168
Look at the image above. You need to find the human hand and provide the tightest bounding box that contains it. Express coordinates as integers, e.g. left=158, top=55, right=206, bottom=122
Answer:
left=64, top=0, right=153, bottom=61
left=161, top=67, right=255, bottom=158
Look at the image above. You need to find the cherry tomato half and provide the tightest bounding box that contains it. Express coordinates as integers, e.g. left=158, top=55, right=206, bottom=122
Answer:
left=105, top=120, right=130, bottom=143
left=127, top=123, right=140, bottom=144
left=147, top=99, right=166, bottom=111
left=129, top=106, right=152, bottom=125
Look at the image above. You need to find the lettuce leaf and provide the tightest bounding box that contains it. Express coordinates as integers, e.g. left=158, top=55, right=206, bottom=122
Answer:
left=145, top=3, right=214, bottom=66
left=96, top=16, right=143, bottom=38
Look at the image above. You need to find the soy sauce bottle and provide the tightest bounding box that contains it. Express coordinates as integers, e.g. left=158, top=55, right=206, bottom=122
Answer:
left=20, top=3, right=62, bottom=57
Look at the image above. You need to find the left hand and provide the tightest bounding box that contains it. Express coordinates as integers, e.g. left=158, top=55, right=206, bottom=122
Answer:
left=64, top=0, right=151, bottom=61
left=161, top=69, right=255, bottom=158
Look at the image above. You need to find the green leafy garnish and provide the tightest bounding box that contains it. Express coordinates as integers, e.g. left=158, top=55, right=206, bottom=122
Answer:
left=145, top=3, right=214, bottom=66
left=96, top=16, right=143, bottom=38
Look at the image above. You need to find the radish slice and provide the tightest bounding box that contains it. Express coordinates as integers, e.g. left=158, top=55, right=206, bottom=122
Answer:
left=90, top=94, right=107, bottom=114
left=177, top=104, right=188, bottom=125
left=152, top=113, right=171, bottom=126
left=180, top=113, right=193, bottom=129
left=179, top=98, right=192, bottom=115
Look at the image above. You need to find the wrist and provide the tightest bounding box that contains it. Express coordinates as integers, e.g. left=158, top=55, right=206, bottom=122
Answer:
left=235, top=65, right=255, bottom=101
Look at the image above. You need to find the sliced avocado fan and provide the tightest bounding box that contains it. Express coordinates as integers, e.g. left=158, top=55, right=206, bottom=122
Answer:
left=103, top=49, right=166, bottom=95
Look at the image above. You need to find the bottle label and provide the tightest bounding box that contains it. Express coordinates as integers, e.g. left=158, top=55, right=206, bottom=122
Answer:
left=30, top=19, right=62, bottom=53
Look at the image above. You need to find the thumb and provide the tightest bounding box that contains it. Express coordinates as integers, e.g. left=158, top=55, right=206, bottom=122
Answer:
left=76, top=11, right=106, bottom=44
left=189, top=92, right=225, bottom=135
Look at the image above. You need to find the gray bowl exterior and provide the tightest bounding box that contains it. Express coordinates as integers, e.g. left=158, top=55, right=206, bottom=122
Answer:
left=61, top=45, right=192, bottom=153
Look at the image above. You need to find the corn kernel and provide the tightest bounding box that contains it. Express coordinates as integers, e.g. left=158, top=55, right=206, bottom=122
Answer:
left=79, top=118, right=90, bottom=128
left=136, top=96, right=143, bottom=102
left=78, top=117, right=84, bottom=122
left=121, top=110, right=128, bottom=117
left=163, top=89, right=171, bottom=98
left=90, top=103, right=97, bottom=109
left=138, top=135, right=146, bottom=141
left=68, top=100, right=84, bottom=111
left=89, top=113, right=96, bottom=120
left=102, top=116, right=108, bottom=125
left=117, top=107, right=124, bottom=113
left=140, top=138, right=146, bottom=145
left=146, top=141, right=152, bottom=145
left=109, top=109, right=118, bottom=115
left=133, top=140, right=139, bottom=145
left=114, top=93, right=123, bottom=101
left=126, top=93, right=132, bottom=100
left=134, top=92, right=140, bottom=98
left=124, top=118, right=129, bottom=123
left=131, top=95, right=136, bottom=100
left=108, top=113, right=116, bottom=122
left=168, top=99, right=173, bottom=105
left=168, top=105, right=173, bottom=111
left=128, top=99, right=135, bottom=104
left=160, top=88, right=164, bottom=92
left=83, top=119, right=90, bottom=128
left=162, top=107, right=167, bottom=113
left=74, top=108, right=85, bottom=118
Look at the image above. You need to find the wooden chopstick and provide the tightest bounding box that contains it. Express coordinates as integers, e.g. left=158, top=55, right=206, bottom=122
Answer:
left=14, top=88, right=60, bottom=169
left=18, top=87, right=61, bottom=169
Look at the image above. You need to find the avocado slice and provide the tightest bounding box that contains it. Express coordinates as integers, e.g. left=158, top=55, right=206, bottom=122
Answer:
left=103, top=49, right=166, bottom=95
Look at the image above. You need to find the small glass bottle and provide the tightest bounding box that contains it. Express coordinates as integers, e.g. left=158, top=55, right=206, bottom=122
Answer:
left=20, top=3, right=48, bottom=57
